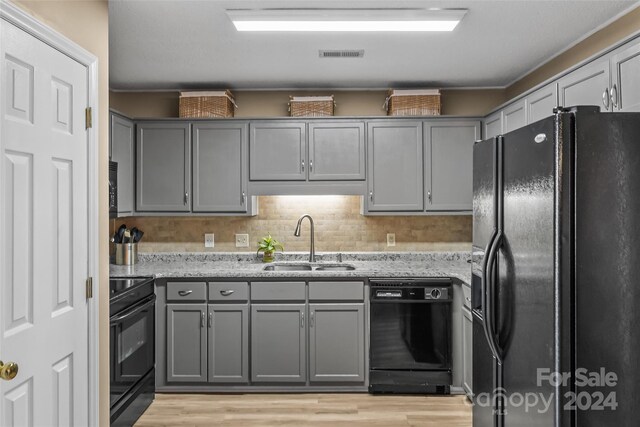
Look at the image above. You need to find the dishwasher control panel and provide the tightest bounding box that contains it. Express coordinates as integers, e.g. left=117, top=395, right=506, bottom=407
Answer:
left=370, top=279, right=452, bottom=301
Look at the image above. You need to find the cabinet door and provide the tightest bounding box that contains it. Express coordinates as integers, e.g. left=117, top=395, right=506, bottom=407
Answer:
left=424, top=120, right=480, bottom=212
left=309, top=303, right=365, bottom=383
left=611, top=38, right=640, bottom=112
left=558, top=58, right=611, bottom=112
left=250, top=122, right=306, bottom=180
left=503, top=99, right=527, bottom=134
left=166, top=304, right=207, bottom=382
left=527, top=83, right=558, bottom=124
left=251, top=304, right=306, bottom=383
left=137, top=122, right=191, bottom=211
left=208, top=304, right=249, bottom=383
left=483, top=111, right=502, bottom=139
left=367, top=121, right=423, bottom=211
left=193, top=122, right=248, bottom=212
left=110, top=112, right=135, bottom=215
left=308, top=122, right=365, bottom=181
left=462, top=306, right=473, bottom=397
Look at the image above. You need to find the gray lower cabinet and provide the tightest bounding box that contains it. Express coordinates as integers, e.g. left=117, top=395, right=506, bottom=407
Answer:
left=424, top=121, right=480, bottom=212
left=309, top=303, right=365, bottom=383
left=462, top=305, right=473, bottom=397
left=250, top=122, right=306, bottom=180
left=208, top=304, right=249, bottom=383
left=251, top=304, right=307, bottom=383
left=166, top=303, right=207, bottom=382
left=558, top=58, right=611, bottom=112
left=137, top=121, right=191, bottom=211
left=366, top=121, right=424, bottom=211
left=611, top=38, right=640, bottom=112
left=192, top=122, right=249, bottom=212
left=308, top=122, right=365, bottom=181
left=110, top=111, right=135, bottom=216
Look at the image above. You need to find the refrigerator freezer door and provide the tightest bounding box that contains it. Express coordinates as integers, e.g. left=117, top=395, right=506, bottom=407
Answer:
left=574, top=111, right=640, bottom=426
left=498, top=116, right=557, bottom=426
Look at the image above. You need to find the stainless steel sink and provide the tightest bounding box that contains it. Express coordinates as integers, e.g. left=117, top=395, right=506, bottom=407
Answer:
left=263, top=264, right=313, bottom=271
left=314, top=264, right=356, bottom=271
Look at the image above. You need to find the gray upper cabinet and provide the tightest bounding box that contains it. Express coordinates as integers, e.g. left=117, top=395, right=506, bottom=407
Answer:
left=308, top=122, right=365, bottom=181
left=527, top=83, right=558, bottom=124
left=558, top=58, right=611, bottom=112
left=611, top=38, right=640, bottom=112
left=309, top=303, right=365, bottom=383
left=502, top=99, right=527, bottom=134
left=137, top=122, right=191, bottom=212
left=483, top=111, right=502, bottom=139
left=110, top=112, right=135, bottom=216
left=424, top=121, right=480, bottom=212
left=192, top=122, right=249, bottom=212
left=166, top=303, right=207, bottom=383
left=250, top=122, right=306, bottom=181
left=251, top=304, right=306, bottom=383
left=208, top=304, right=249, bottom=383
left=367, top=121, right=424, bottom=212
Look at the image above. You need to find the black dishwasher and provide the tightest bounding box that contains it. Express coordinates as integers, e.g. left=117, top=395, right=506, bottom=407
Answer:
left=369, top=278, right=452, bottom=394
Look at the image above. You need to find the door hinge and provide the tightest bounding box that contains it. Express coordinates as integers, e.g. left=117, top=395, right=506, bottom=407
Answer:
left=86, top=277, right=93, bottom=299
left=85, top=107, right=92, bottom=129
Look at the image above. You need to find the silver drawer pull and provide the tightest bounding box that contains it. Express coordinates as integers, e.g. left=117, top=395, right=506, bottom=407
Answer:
left=220, top=290, right=235, bottom=296
left=178, top=290, right=193, bottom=296
left=465, top=297, right=471, bottom=302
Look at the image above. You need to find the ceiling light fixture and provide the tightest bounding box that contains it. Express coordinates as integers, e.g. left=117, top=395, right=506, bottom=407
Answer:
left=226, top=8, right=467, bottom=32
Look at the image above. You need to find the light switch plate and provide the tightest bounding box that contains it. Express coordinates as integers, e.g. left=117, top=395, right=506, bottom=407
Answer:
left=204, top=233, right=215, bottom=248
left=236, top=233, right=249, bottom=248
left=387, top=233, right=396, bottom=247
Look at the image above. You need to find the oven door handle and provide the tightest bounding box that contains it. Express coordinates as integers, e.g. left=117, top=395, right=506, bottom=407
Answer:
left=110, top=295, right=156, bottom=324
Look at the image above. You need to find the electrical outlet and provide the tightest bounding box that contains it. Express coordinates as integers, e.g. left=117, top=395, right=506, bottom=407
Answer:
left=204, top=233, right=215, bottom=248
left=235, top=233, right=249, bottom=248
left=387, top=233, right=396, bottom=247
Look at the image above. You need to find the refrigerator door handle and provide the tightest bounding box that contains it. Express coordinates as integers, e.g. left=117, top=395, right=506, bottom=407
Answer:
left=484, top=229, right=504, bottom=364
left=481, top=229, right=501, bottom=362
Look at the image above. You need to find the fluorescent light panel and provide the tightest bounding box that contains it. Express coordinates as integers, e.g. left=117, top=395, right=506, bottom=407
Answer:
left=227, top=9, right=466, bottom=32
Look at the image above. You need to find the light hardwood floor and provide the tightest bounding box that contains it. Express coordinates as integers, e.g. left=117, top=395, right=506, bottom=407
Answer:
left=135, top=393, right=472, bottom=426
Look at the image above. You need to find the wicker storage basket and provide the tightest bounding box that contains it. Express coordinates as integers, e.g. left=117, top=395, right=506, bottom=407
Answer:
left=288, top=96, right=335, bottom=117
left=385, top=89, right=441, bottom=116
left=179, top=90, right=236, bottom=118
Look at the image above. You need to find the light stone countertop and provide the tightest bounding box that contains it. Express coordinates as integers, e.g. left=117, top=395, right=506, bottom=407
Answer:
left=110, top=251, right=472, bottom=285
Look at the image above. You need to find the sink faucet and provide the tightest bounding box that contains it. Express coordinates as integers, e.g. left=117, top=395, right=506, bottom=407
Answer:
left=294, top=214, right=315, bottom=262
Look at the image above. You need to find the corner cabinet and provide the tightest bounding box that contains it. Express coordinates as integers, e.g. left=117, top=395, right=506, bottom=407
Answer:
left=137, top=121, right=191, bottom=212
left=366, top=121, right=424, bottom=212
left=110, top=111, right=135, bottom=216
left=424, top=120, right=480, bottom=212
left=192, top=122, right=251, bottom=213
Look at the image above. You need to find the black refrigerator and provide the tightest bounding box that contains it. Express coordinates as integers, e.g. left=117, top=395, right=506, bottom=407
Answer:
left=471, top=106, right=640, bottom=426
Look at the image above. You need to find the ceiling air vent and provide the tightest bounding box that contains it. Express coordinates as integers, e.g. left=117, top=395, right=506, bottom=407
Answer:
left=319, top=49, right=364, bottom=58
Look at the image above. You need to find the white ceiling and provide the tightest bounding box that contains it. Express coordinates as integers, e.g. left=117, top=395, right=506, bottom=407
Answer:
left=109, top=0, right=639, bottom=90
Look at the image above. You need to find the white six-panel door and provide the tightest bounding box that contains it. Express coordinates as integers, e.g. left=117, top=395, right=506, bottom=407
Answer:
left=1, top=18, right=89, bottom=426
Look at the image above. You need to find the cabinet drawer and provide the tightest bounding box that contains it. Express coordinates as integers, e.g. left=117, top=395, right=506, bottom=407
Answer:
left=209, top=282, right=249, bottom=302
left=309, top=281, right=364, bottom=301
left=462, top=283, right=472, bottom=310
left=167, top=282, right=207, bottom=302
left=251, top=281, right=306, bottom=301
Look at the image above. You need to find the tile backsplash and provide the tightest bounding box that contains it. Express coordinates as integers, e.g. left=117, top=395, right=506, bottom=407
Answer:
left=113, top=196, right=471, bottom=253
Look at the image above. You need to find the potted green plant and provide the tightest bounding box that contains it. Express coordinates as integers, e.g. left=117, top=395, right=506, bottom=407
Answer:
left=256, top=233, right=284, bottom=263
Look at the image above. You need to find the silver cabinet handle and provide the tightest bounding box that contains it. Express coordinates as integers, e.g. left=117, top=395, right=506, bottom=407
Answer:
left=465, top=297, right=471, bottom=303
left=220, top=290, right=235, bottom=296
left=369, top=191, right=373, bottom=202
left=301, top=159, right=305, bottom=172
left=184, top=191, right=189, bottom=205
left=241, top=191, right=246, bottom=205
left=300, top=312, right=304, bottom=328
left=309, top=159, right=313, bottom=172
left=602, top=87, right=611, bottom=110
left=208, top=312, right=212, bottom=327
left=611, top=84, right=618, bottom=109
left=201, top=312, right=205, bottom=327
left=178, top=290, right=193, bottom=296
left=428, top=191, right=432, bottom=203
left=310, top=312, right=315, bottom=327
